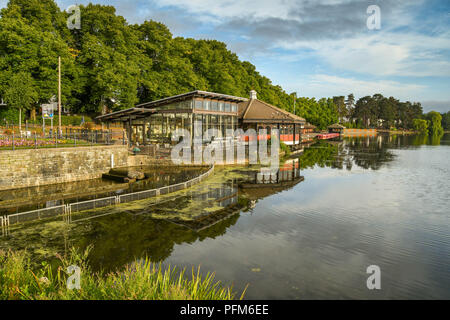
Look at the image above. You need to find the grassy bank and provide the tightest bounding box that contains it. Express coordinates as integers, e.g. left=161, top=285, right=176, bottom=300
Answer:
left=0, top=247, right=245, bottom=300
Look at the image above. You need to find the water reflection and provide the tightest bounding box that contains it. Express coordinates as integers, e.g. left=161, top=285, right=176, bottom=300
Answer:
left=1, top=134, right=449, bottom=299
left=0, top=166, right=207, bottom=216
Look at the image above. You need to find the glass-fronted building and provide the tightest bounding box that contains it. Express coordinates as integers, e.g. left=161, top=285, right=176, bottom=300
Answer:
left=97, top=90, right=306, bottom=146
left=97, top=91, right=245, bottom=145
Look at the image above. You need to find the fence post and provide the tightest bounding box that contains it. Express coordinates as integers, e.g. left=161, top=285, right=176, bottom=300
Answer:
left=34, top=132, right=37, bottom=149
left=12, top=131, right=15, bottom=151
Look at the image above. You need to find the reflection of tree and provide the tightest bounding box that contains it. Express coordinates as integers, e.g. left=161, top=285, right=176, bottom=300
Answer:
left=298, top=141, right=339, bottom=169
left=72, top=211, right=240, bottom=272
left=344, top=137, right=396, bottom=170
left=386, top=132, right=445, bottom=147
left=430, top=132, right=444, bottom=146
left=299, top=138, right=397, bottom=171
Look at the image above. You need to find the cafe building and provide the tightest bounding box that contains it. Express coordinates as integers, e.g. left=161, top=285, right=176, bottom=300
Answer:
left=97, top=90, right=306, bottom=146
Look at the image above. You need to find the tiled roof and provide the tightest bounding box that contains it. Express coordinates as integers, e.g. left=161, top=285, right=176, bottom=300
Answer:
left=238, top=99, right=305, bottom=124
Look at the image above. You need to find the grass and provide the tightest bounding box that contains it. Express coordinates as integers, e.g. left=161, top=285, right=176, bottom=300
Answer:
left=0, top=246, right=246, bottom=300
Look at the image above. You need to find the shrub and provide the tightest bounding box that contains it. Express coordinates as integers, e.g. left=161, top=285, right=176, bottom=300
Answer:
left=33, top=115, right=93, bottom=126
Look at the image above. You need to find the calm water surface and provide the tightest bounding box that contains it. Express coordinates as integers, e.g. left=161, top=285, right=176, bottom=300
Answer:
left=1, top=133, right=449, bottom=299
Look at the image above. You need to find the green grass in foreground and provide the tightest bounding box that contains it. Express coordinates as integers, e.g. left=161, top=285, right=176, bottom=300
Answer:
left=0, top=246, right=246, bottom=300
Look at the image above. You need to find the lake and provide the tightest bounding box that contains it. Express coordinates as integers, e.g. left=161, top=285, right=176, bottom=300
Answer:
left=1, top=133, right=449, bottom=299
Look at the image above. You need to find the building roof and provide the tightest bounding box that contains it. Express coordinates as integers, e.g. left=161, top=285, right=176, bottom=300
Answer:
left=136, top=90, right=247, bottom=109
left=328, top=123, right=346, bottom=129
left=96, top=107, right=156, bottom=122
left=96, top=90, right=305, bottom=124
left=304, top=122, right=316, bottom=129
left=238, top=99, right=306, bottom=124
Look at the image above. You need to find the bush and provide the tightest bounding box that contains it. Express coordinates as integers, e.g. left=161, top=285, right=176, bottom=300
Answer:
left=0, top=107, right=20, bottom=124
left=33, top=115, right=93, bottom=126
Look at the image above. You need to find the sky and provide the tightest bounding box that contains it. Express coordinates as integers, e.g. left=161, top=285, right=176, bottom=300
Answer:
left=1, top=0, right=449, bottom=112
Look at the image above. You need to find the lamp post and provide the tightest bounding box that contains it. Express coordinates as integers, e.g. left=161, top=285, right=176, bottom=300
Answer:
left=58, top=56, right=62, bottom=137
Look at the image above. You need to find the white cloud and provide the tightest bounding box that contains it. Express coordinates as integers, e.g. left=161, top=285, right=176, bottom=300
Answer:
left=278, top=31, right=450, bottom=77
left=156, top=0, right=299, bottom=21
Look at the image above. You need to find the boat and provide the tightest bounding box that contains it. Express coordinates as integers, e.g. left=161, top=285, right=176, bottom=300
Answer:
left=316, top=133, right=340, bottom=140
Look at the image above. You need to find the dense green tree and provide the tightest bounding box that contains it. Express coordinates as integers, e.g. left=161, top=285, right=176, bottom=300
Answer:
left=352, top=94, right=424, bottom=129
left=412, top=119, right=429, bottom=133
left=3, top=71, right=38, bottom=129
left=425, top=111, right=444, bottom=135
left=440, top=111, right=450, bottom=130
left=333, top=96, right=346, bottom=122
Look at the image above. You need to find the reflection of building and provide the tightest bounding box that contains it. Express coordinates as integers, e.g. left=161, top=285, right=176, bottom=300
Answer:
left=240, top=159, right=305, bottom=199
left=300, top=123, right=316, bottom=143
left=328, top=123, right=345, bottom=134
left=168, top=183, right=239, bottom=232
left=97, top=90, right=306, bottom=147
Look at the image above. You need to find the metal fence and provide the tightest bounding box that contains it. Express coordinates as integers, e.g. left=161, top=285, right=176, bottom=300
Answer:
left=0, top=129, right=121, bottom=151
left=6, top=205, right=66, bottom=225
left=0, top=165, right=214, bottom=228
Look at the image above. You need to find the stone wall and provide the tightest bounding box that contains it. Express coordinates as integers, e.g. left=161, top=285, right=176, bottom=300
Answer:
left=0, top=145, right=128, bottom=191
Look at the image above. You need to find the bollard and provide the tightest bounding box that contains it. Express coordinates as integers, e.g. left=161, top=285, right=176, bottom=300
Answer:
left=34, top=132, right=37, bottom=149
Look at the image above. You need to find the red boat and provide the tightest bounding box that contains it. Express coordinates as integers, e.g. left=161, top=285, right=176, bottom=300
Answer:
left=316, top=133, right=340, bottom=140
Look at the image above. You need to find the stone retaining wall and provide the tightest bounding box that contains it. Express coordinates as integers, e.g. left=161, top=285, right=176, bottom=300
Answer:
left=0, top=146, right=128, bottom=191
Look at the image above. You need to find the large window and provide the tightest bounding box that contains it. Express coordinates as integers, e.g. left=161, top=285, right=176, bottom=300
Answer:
left=231, top=103, right=237, bottom=113
left=195, top=99, right=203, bottom=110
left=211, top=100, right=218, bottom=111
left=204, top=100, right=210, bottom=111
left=224, top=103, right=231, bottom=112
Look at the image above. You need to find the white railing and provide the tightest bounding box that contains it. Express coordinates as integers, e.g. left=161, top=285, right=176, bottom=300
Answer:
left=1, top=165, right=215, bottom=227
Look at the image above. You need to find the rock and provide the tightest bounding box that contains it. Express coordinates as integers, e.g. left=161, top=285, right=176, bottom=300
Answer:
left=127, top=170, right=145, bottom=180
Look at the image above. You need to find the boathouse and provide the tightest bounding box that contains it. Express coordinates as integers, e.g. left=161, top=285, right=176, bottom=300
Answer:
left=328, top=123, right=345, bottom=134
left=97, top=90, right=306, bottom=147
left=238, top=90, right=306, bottom=145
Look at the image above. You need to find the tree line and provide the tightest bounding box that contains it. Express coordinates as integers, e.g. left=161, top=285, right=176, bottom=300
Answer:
left=330, top=93, right=448, bottom=134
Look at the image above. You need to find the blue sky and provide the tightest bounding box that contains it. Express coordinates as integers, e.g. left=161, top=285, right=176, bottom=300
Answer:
left=1, top=0, right=449, bottom=112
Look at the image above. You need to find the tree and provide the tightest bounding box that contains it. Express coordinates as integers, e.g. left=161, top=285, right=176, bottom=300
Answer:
left=441, top=111, right=450, bottom=131
left=412, top=119, right=428, bottom=133
left=345, top=94, right=355, bottom=120
left=425, top=111, right=444, bottom=135
left=333, top=96, right=346, bottom=123
left=4, top=72, right=38, bottom=130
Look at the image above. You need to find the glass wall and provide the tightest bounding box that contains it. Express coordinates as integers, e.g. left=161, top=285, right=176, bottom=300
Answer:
left=132, top=97, right=239, bottom=145
left=193, top=98, right=238, bottom=114
left=151, top=99, right=193, bottom=112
